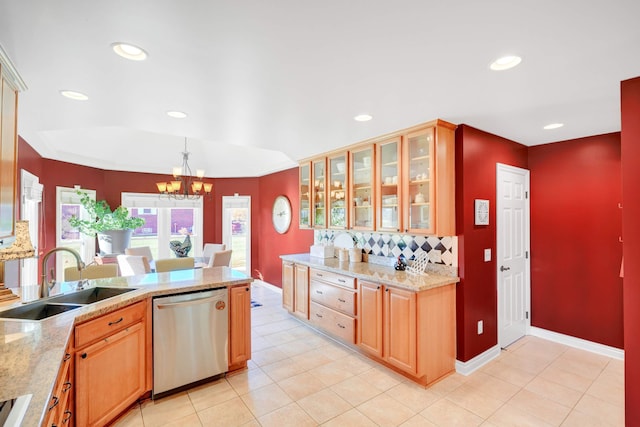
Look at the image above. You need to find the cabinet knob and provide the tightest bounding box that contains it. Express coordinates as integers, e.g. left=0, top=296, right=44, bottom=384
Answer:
left=377, top=286, right=380, bottom=290
left=246, top=287, right=250, bottom=292
left=385, top=288, right=389, bottom=292
left=81, top=352, right=87, bottom=359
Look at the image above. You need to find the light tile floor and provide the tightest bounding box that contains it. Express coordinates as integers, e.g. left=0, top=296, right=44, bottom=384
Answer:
left=114, top=281, right=625, bottom=426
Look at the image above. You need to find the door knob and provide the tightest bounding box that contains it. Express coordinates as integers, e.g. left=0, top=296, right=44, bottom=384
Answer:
left=500, top=265, right=510, bottom=272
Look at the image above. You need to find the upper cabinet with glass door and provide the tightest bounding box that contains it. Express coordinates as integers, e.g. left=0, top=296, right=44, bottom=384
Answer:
left=376, top=137, right=402, bottom=233
left=404, top=127, right=436, bottom=234
left=328, top=153, right=348, bottom=229
left=311, top=158, right=327, bottom=228
left=349, top=146, right=374, bottom=231
left=299, top=162, right=311, bottom=228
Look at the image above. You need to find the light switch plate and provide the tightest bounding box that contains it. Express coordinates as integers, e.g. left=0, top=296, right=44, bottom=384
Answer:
left=478, top=320, right=484, bottom=335
left=484, top=248, right=491, bottom=262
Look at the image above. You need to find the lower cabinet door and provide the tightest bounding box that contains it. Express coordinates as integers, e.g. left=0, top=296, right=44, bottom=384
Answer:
left=358, top=281, right=383, bottom=358
left=75, top=322, right=146, bottom=427
left=384, top=287, right=418, bottom=375
left=229, top=285, right=252, bottom=367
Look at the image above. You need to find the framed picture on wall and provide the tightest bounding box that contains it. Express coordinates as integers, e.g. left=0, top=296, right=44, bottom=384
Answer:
left=475, top=199, right=489, bottom=225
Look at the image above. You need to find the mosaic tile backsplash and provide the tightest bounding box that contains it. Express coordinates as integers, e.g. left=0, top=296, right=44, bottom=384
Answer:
left=314, top=230, right=458, bottom=268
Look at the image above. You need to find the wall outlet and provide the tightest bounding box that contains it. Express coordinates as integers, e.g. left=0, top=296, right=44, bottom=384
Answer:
left=484, top=248, right=491, bottom=262
left=477, top=320, right=484, bottom=335
left=429, top=249, right=442, bottom=263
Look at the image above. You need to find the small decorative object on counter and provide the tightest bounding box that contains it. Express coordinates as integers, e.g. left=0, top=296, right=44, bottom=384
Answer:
left=348, top=247, right=362, bottom=263
left=394, top=254, right=407, bottom=271
left=169, top=228, right=192, bottom=257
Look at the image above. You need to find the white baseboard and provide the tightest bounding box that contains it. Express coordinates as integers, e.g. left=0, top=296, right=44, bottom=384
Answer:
left=455, top=344, right=501, bottom=376
left=529, top=327, right=624, bottom=360
left=252, top=280, right=282, bottom=294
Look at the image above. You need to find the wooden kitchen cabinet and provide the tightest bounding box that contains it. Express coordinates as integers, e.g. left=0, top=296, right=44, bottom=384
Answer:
left=294, top=264, right=309, bottom=319
left=349, top=145, right=375, bottom=231
left=282, top=261, right=294, bottom=312
left=376, top=136, right=403, bottom=232
left=44, top=345, right=74, bottom=427
left=358, top=280, right=456, bottom=384
left=403, top=127, right=436, bottom=235
left=384, top=286, right=418, bottom=375
left=357, top=281, right=383, bottom=358
left=299, top=162, right=311, bottom=228
left=312, top=157, right=327, bottom=228
left=308, top=268, right=357, bottom=344
left=229, top=284, right=252, bottom=370
left=74, top=301, right=148, bottom=427
left=328, top=152, right=348, bottom=229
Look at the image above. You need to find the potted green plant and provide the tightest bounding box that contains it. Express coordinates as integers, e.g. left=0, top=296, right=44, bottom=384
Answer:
left=68, top=191, right=145, bottom=255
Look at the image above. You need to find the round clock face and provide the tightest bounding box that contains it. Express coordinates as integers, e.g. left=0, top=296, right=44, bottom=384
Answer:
left=272, top=195, right=292, bottom=234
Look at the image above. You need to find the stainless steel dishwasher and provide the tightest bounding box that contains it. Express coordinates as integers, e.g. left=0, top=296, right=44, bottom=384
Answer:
left=153, top=287, right=228, bottom=398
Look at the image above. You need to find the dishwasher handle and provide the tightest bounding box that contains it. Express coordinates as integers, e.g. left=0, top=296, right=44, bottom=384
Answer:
left=156, top=295, right=224, bottom=310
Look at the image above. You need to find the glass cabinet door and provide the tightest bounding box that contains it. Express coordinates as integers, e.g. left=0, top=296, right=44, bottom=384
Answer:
left=349, top=146, right=374, bottom=230
left=312, top=158, right=327, bottom=228
left=328, top=153, right=347, bottom=229
left=404, top=127, right=435, bottom=234
left=299, top=162, right=311, bottom=228
left=376, top=137, right=402, bottom=232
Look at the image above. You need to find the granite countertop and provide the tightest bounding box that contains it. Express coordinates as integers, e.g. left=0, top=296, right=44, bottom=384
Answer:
left=280, top=253, right=459, bottom=292
left=0, top=267, right=252, bottom=427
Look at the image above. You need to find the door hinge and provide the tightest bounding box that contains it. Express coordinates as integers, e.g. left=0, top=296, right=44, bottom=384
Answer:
left=525, top=251, right=529, bottom=259
left=525, top=191, right=529, bottom=199
left=526, top=311, right=529, bottom=320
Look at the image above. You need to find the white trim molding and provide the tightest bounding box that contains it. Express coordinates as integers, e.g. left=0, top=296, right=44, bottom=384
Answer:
left=455, top=345, right=501, bottom=376
left=0, top=43, right=27, bottom=91
left=530, top=327, right=624, bottom=360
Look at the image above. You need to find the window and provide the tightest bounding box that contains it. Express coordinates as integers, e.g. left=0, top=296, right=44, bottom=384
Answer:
left=122, top=193, right=203, bottom=259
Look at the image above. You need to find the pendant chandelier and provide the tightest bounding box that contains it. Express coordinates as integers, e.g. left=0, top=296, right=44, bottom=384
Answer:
left=156, top=138, right=213, bottom=199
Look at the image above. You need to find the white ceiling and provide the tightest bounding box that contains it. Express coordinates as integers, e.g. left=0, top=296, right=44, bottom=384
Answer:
left=1, top=0, right=639, bottom=178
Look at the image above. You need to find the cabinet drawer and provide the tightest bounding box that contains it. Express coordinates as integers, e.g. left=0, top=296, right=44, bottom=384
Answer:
left=310, top=280, right=356, bottom=316
left=309, top=268, right=355, bottom=289
left=75, top=301, right=146, bottom=348
left=310, top=302, right=355, bottom=344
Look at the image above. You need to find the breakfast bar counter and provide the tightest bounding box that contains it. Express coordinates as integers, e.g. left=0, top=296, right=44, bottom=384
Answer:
left=0, top=267, right=252, bottom=427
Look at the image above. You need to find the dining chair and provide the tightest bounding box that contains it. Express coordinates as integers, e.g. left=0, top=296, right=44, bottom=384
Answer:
left=155, top=257, right=195, bottom=272
left=64, top=264, right=119, bottom=281
left=117, top=255, right=151, bottom=276
left=207, top=249, right=232, bottom=267
left=125, top=246, right=154, bottom=263
left=203, top=243, right=226, bottom=259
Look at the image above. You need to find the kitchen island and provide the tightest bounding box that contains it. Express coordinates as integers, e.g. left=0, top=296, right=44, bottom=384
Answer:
left=281, top=254, right=459, bottom=387
left=0, top=266, right=252, bottom=427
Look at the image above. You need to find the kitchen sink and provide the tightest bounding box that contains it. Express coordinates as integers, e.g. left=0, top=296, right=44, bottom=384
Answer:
left=0, top=287, right=137, bottom=321
left=49, top=287, right=136, bottom=304
left=0, top=302, right=83, bottom=321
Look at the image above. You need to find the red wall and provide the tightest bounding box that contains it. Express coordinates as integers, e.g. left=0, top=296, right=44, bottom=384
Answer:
left=529, top=134, right=622, bottom=348
left=257, top=167, right=314, bottom=286
left=621, top=77, right=640, bottom=425
left=455, top=125, right=529, bottom=362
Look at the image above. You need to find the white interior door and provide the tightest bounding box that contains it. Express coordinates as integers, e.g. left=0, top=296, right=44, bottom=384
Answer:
left=20, top=170, right=42, bottom=287
left=222, top=196, right=251, bottom=275
left=497, top=163, right=531, bottom=348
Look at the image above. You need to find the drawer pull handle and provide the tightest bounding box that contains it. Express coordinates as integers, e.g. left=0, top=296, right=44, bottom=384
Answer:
left=338, top=279, right=346, bottom=283
left=63, top=410, right=72, bottom=423
left=338, top=298, right=346, bottom=303
left=108, top=317, right=124, bottom=326
left=317, top=273, right=323, bottom=277
left=63, top=381, right=72, bottom=392
left=48, top=396, right=59, bottom=411
left=315, top=290, right=323, bottom=294
left=316, top=313, right=323, bottom=318
left=63, top=352, right=71, bottom=361
left=337, top=323, right=346, bottom=329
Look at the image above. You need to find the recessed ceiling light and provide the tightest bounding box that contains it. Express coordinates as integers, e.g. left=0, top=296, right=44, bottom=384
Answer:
left=354, top=114, right=373, bottom=122
left=60, top=90, right=89, bottom=101
left=166, top=111, right=188, bottom=119
left=111, top=42, right=148, bottom=61
left=543, top=123, right=564, bottom=130
left=490, top=55, right=522, bottom=71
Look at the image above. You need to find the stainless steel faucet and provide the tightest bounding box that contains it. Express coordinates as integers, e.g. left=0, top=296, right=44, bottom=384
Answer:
left=40, top=247, right=85, bottom=298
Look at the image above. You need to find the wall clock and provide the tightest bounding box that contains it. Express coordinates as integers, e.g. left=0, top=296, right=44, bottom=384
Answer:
left=272, top=195, right=292, bottom=234
left=475, top=199, right=489, bottom=225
